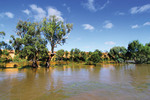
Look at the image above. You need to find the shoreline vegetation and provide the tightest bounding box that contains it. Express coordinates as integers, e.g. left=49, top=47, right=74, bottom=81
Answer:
left=0, top=60, right=127, bottom=68
left=1, top=16, right=150, bottom=68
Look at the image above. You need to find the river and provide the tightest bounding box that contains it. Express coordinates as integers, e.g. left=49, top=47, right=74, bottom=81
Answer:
left=0, top=64, right=150, bottom=100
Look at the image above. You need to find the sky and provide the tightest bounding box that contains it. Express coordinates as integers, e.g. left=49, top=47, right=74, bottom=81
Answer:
left=0, top=0, right=150, bottom=52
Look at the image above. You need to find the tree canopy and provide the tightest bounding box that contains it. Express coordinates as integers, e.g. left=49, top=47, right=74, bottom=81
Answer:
left=10, top=20, right=48, bottom=67
left=41, top=16, right=73, bottom=54
left=56, top=49, right=64, bottom=60
left=108, top=46, right=127, bottom=63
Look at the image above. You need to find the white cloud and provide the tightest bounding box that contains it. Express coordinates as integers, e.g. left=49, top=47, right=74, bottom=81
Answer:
left=28, top=4, right=64, bottom=21
left=100, top=0, right=110, bottom=10
left=82, top=24, right=94, bottom=30
left=5, top=12, right=14, bottom=18
left=83, top=0, right=109, bottom=12
left=131, top=24, right=139, bottom=29
left=103, top=21, right=113, bottom=29
left=22, top=9, right=30, bottom=15
left=143, top=22, right=150, bottom=26
left=130, top=4, right=150, bottom=14
left=84, top=0, right=96, bottom=12
left=115, top=11, right=125, bottom=16
left=105, top=41, right=116, bottom=45
left=47, top=7, right=63, bottom=21
left=30, top=4, right=46, bottom=21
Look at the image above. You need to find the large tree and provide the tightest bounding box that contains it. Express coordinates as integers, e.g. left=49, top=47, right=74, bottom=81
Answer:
left=127, top=40, right=143, bottom=63
left=41, top=16, right=73, bottom=67
left=127, top=40, right=150, bottom=63
left=108, top=46, right=127, bottom=63
left=10, top=20, right=48, bottom=67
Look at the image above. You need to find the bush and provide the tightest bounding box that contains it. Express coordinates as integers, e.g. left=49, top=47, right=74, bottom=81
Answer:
left=13, top=55, right=27, bottom=62
left=86, top=52, right=100, bottom=65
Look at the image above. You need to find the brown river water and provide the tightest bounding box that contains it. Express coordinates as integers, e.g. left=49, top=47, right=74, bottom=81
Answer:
left=0, top=64, right=150, bottom=100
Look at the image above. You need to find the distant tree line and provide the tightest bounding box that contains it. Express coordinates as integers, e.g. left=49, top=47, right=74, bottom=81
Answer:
left=55, top=40, right=150, bottom=65
left=55, top=48, right=103, bottom=65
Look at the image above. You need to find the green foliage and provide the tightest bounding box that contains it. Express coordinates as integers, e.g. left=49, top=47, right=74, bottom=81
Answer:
left=127, top=40, right=142, bottom=60
left=80, top=51, right=86, bottom=61
left=70, top=48, right=74, bottom=61
left=13, top=55, right=27, bottom=62
left=86, top=52, right=100, bottom=65
left=10, top=20, right=48, bottom=66
left=65, top=50, right=69, bottom=58
left=0, top=31, right=5, bottom=38
left=0, top=31, right=12, bottom=63
left=70, top=48, right=81, bottom=62
left=94, top=49, right=102, bottom=57
left=69, top=49, right=102, bottom=64
left=74, top=48, right=81, bottom=62
left=108, top=46, right=127, bottom=63
left=0, top=50, right=12, bottom=63
left=2, top=50, right=9, bottom=56
left=13, top=55, right=20, bottom=62
left=127, top=40, right=150, bottom=63
left=56, top=49, right=64, bottom=60
left=63, top=50, right=69, bottom=61
left=41, top=15, right=73, bottom=54
left=87, top=51, right=92, bottom=58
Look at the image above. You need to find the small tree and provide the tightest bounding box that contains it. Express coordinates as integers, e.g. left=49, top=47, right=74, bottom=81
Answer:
left=0, top=32, right=6, bottom=56
left=70, top=48, right=74, bottom=61
left=80, top=51, right=86, bottom=61
left=0, top=32, right=12, bottom=62
left=94, top=49, right=102, bottom=57
left=56, top=49, right=64, bottom=60
left=64, top=50, right=69, bottom=61
left=65, top=50, right=69, bottom=58
left=86, top=52, right=100, bottom=65
left=73, top=48, right=81, bottom=62
left=87, top=51, right=92, bottom=58
left=41, top=16, right=73, bottom=67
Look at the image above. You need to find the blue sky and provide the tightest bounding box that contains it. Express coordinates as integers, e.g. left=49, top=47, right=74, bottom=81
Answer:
left=0, top=0, right=150, bottom=52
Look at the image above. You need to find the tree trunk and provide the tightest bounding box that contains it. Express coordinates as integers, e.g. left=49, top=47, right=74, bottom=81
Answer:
left=46, top=45, right=55, bottom=68
left=46, top=54, right=55, bottom=67
left=32, top=60, right=38, bottom=68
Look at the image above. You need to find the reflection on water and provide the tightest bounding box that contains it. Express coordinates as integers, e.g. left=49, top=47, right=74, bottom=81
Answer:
left=0, top=64, right=150, bottom=100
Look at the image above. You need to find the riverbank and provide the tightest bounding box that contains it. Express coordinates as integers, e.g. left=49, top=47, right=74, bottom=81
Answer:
left=0, top=60, right=127, bottom=69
